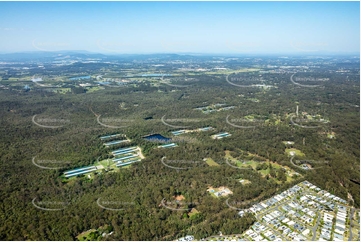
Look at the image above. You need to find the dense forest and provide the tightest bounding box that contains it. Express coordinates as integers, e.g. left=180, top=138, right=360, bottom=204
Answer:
left=0, top=58, right=359, bottom=240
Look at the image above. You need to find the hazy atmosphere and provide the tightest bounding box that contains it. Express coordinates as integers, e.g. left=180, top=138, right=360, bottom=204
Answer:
left=0, top=1, right=359, bottom=54
left=0, top=1, right=360, bottom=241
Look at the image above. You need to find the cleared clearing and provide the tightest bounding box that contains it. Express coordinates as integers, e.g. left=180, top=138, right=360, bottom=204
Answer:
left=204, top=158, right=219, bottom=166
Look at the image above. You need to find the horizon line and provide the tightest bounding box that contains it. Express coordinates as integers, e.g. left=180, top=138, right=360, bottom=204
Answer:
left=0, top=50, right=359, bottom=56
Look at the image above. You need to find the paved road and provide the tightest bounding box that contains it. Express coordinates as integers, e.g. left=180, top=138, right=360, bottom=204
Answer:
left=253, top=193, right=321, bottom=241
left=312, top=211, right=321, bottom=241
left=205, top=234, right=248, bottom=241
left=211, top=184, right=356, bottom=241
left=257, top=190, right=323, bottom=241
left=349, top=207, right=355, bottom=241
left=255, top=198, right=296, bottom=241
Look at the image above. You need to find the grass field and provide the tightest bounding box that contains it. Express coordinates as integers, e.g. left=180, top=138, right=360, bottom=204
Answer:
left=285, top=148, right=305, bottom=157
left=244, top=114, right=256, bottom=120
left=51, top=88, right=71, bottom=94
left=8, top=77, right=19, bottom=81
left=204, top=158, right=219, bottom=166
left=327, top=132, right=336, bottom=139
left=225, top=150, right=300, bottom=182
left=61, top=156, right=125, bottom=182
left=204, top=68, right=261, bottom=75
left=86, top=86, right=104, bottom=93
left=239, top=179, right=251, bottom=185
left=95, top=158, right=113, bottom=168
left=93, top=156, right=138, bottom=171
left=188, top=208, right=200, bottom=218
left=76, top=229, right=96, bottom=241
left=225, top=151, right=262, bottom=169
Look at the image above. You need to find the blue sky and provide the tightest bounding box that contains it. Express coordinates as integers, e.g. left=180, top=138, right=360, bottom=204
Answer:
left=0, top=1, right=359, bottom=54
